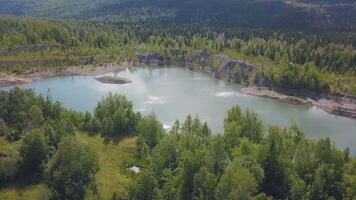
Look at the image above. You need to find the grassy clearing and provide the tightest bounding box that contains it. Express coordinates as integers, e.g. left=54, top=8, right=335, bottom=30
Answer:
left=0, top=139, right=20, bottom=155
left=0, top=184, right=49, bottom=200
left=76, top=133, right=137, bottom=199
left=0, top=133, right=138, bottom=200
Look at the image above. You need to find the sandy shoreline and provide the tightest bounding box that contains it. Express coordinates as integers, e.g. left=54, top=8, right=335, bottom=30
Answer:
left=241, top=87, right=356, bottom=118
left=0, top=62, right=132, bottom=87
left=240, top=87, right=311, bottom=105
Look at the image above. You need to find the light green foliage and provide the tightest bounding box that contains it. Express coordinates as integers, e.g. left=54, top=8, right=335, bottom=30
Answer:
left=289, top=175, right=307, bottom=200
left=182, top=115, right=212, bottom=138
left=75, top=133, right=137, bottom=199
left=2, top=32, right=28, bottom=49
left=309, top=138, right=346, bottom=200
left=27, top=105, right=45, bottom=128
left=224, top=106, right=263, bottom=152
left=232, top=139, right=264, bottom=185
left=193, top=167, right=217, bottom=200
left=215, top=160, right=258, bottom=200
left=0, top=184, right=50, bottom=200
left=127, top=170, right=156, bottom=200
left=345, top=158, right=356, bottom=199
left=272, top=61, right=328, bottom=93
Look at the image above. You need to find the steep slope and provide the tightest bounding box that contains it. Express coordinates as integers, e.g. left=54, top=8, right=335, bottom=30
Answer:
left=0, top=0, right=39, bottom=15
left=0, top=0, right=355, bottom=30
left=0, top=0, right=118, bottom=17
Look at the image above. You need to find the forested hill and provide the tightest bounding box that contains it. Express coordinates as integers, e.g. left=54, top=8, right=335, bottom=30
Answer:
left=0, top=0, right=356, bottom=31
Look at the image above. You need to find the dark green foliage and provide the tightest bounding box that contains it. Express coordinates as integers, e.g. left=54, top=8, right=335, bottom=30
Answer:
left=136, top=114, right=164, bottom=158
left=45, top=136, right=99, bottom=200
left=94, top=93, right=140, bottom=137
left=19, top=130, right=50, bottom=181
left=261, top=127, right=290, bottom=199
left=0, top=88, right=79, bottom=142
left=43, top=118, right=76, bottom=150
left=0, top=155, right=19, bottom=186
left=82, top=112, right=102, bottom=133
left=0, top=118, right=9, bottom=137
left=0, top=87, right=46, bottom=136
left=128, top=170, right=156, bottom=200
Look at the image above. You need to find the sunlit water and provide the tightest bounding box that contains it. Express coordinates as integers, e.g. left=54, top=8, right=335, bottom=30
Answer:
left=3, top=66, right=356, bottom=154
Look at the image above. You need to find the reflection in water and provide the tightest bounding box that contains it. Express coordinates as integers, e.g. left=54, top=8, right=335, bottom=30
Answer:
left=214, top=91, right=247, bottom=97
left=144, top=96, right=168, bottom=105
left=3, top=66, right=356, bottom=154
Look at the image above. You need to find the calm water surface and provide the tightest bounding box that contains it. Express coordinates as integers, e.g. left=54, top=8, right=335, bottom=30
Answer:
left=4, top=67, right=356, bottom=154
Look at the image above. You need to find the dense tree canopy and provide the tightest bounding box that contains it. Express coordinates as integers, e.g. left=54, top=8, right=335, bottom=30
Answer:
left=126, top=106, right=352, bottom=200
left=0, top=88, right=355, bottom=200
left=0, top=0, right=355, bottom=198
left=1, top=17, right=355, bottom=95
left=94, top=93, right=141, bottom=137
left=19, top=130, right=50, bottom=181
left=45, top=136, right=99, bottom=200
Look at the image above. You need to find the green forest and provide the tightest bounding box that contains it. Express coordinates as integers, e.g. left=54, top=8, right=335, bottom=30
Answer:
left=0, top=88, right=355, bottom=200
left=1, top=17, right=356, bottom=95
left=1, top=0, right=356, bottom=199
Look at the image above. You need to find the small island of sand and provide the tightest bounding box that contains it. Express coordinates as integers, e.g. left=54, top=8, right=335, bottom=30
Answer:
left=94, top=76, right=132, bottom=84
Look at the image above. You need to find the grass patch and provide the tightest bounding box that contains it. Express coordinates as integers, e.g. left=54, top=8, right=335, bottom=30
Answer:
left=76, top=133, right=138, bottom=200
left=0, top=139, right=20, bottom=155
left=0, top=184, right=49, bottom=200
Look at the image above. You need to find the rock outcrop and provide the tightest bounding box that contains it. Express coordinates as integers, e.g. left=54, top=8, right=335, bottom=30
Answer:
left=136, top=50, right=265, bottom=86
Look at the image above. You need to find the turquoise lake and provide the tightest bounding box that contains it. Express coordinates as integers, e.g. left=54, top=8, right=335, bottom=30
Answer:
left=4, top=66, right=356, bottom=154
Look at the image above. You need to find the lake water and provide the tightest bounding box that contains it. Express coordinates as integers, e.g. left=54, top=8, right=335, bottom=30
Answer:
left=4, top=66, right=356, bottom=154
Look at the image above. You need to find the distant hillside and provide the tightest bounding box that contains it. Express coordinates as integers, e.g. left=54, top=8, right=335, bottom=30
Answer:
left=0, top=0, right=39, bottom=15
left=0, top=0, right=355, bottom=30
